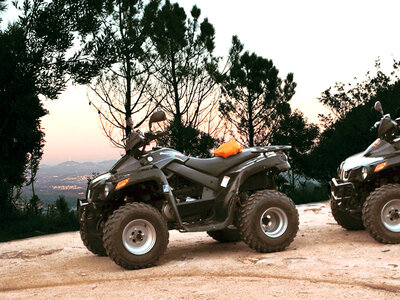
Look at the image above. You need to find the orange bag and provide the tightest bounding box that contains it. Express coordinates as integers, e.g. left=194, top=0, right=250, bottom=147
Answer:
left=214, top=141, right=243, bottom=158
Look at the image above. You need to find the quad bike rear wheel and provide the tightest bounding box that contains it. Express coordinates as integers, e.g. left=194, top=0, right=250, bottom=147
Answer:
left=207, top=228, right=241, bottom=243
left=330, top=199, right=365, bottom=231
left=238, top=190, right=299, bottom=252
left=362, top=184, right=400, bottom=244
left=103, top=202, right=169, bottom=269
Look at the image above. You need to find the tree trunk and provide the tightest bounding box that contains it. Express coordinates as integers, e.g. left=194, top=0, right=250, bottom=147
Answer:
left=125, top=56, right=132, bottom=142
left=247, top=96, right=254, bottom=147
left=170, top=52, right=183, bottom=152
left=31, top=181, right=36, bottom=198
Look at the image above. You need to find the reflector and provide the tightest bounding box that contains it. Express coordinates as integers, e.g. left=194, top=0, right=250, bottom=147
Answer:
left=116, top=178, right=130, bottom=190
left=374, top=161, right=388, bottom=173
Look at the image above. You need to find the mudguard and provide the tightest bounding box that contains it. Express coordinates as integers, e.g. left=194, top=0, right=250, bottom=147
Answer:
left=214, top=151, right=290, bottom=221
left=113, top=165, right=184, bottom=227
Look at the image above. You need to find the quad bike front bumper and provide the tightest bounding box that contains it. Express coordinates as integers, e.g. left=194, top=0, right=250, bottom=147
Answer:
left=330, top=178, right=355, bottom=201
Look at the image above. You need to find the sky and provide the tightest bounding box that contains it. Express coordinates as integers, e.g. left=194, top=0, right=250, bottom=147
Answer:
left=3, top=0, right=400, bottom=165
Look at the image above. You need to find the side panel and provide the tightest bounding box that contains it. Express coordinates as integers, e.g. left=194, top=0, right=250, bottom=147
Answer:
left=146, top=148, right=188, bottom=169
left=165, top=162, right=219, bottom=190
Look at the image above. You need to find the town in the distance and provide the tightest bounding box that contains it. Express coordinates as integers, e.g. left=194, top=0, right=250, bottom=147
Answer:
left=21, top=160, right=115, bottom=210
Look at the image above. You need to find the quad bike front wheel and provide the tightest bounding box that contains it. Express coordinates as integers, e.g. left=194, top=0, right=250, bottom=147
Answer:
left=330, top=199, right=365, bottom=231
left=103, top=202, right=169, bottom=269
left=238, top=190, right=299, bottom=252
left=78, top=201, right=107, bottom=256
left=362, top=184, right=400, bottom=244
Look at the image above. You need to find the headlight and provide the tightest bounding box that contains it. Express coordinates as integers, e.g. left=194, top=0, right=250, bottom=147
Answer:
left=361, top=167, right=368, bottom=180
left=104, top=185, right=110, bottom=197
left=87, top=189, right=92, bottom=203
left=338, top=162, right=344, bottom=179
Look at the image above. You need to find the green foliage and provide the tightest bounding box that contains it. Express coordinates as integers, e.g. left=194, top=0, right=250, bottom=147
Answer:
left=0, top=0, right=6, bottom=21
left=0, top=195, right=79, bottom=242
left=217, top=36, right=296, bottom=147
left=0, top=0, right=74, bottom=213
left=55, top=195, right=69, bottom=216
left=276, top=175, right=330, bottom=205
left=0, top=25, right=46, bottom=211
left=27, top=195, right=42, bottom=215
left=270, top=110, right=319, bottom=192
left=159, top=117, right=217, bottom=157
left=289, top=182, right=330, bottom=205
left=271, top=110, right=318, bottom=174
left=216, top=37, right=318, bottom=192
left=146, top=0, right=218, bottom=154
left=67, top=0, right=165, bottom=144
left=319, top=59, right=398, bottom=123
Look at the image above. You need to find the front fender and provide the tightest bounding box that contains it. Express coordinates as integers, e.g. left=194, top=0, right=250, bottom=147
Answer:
left=110, top=165, right=185, bottom=229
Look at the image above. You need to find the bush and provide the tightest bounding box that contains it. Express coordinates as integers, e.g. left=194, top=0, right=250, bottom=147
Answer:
left=277, top=173, right=330, bottom=205
left=288, top=183, right=330, bottom=205
left=0, top=195, right=79, bottom=242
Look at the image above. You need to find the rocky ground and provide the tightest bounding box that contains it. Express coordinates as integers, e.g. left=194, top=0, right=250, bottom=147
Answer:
left=1, top=201, right=400, bottom=299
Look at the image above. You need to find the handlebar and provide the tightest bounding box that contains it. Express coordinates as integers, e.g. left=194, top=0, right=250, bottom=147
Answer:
left=145, top=130, right=170, bottom=142
left=370, top=121, right=380, bottom=132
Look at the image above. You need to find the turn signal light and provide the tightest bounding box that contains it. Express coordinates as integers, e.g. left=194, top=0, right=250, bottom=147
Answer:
left=374, top=161, right=388, bottom=173
left=115, top=178, right=130, bottom=190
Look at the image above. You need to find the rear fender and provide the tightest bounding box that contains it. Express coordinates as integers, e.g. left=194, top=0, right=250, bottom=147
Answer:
left=214, top=152, right=290, bottom=220
left=239, top=172, right=276, bottom=192
left=231, top=152, right=290, bottom=191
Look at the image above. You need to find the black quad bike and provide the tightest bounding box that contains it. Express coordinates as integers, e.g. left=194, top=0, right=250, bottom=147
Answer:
left=78, top=111, right=299, bottom=269
left=331, top=101, right=400, bottom=244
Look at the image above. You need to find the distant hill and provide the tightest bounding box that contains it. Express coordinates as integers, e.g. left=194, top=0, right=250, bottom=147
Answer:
left=38, top=160, right=116, bottom=177
left=22, top=160, right=116, bottom=208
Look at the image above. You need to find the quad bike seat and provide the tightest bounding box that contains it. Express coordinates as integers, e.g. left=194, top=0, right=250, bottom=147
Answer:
left=185, top=148, right=259, bottom=176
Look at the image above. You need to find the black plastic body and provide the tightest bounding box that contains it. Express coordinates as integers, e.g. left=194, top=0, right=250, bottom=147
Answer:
left=85, top=144, right=291, bottom=232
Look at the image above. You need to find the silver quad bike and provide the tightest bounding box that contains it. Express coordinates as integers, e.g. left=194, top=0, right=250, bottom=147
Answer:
left=331, top=101, right=400, bottom=244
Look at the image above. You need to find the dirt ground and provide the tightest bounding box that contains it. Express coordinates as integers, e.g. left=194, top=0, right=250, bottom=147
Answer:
left=1, top=201, right=400, bottom=299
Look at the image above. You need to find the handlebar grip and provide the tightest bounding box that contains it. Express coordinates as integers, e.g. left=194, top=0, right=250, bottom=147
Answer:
left=155, top=131, right=170, bottom=138
left=145, top=131, right=169, bottom=142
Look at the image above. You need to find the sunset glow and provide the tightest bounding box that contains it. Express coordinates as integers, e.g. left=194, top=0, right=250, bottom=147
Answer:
left=36, top=0, right=400, bottom=164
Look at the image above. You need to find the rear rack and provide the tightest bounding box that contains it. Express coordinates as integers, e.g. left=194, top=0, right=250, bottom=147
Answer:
left=251, top=145, right=291, bottom=153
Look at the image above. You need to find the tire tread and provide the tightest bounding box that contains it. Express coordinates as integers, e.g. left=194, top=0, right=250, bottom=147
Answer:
left=238, top=190, right=299, bottom=253
left=362, top=184, right=400, bottom=244
left=103, top=202, right=169, bottom=269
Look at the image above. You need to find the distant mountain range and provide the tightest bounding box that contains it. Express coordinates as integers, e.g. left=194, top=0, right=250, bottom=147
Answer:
left=38, top=160, right=116, bottom=177
left=22, top=160, right=117, bottom=207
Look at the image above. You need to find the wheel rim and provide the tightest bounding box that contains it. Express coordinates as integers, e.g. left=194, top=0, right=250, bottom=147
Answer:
left=381, top=199, right=400, bottom=232
left=122, top=219, right=156, bottom=255
left=259, top=207, right=288, bottom=238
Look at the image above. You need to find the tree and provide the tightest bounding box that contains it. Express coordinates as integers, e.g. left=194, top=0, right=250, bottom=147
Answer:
left=55, top=195, right=69, bottom=216
left=0, top=0, right=74, bottom=213
left=145, top=0, right=219, bottom=154
left=68, top=0, right=162, bottom=147
left=217, top=36, right=296, bottom=147
left=271, top=110, right=319, bottom=188
left=0, top=0, right=6, bottom=19
left=319, top=59, right=398, bottom=125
